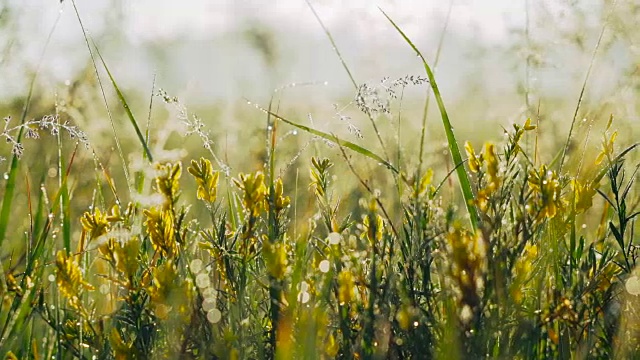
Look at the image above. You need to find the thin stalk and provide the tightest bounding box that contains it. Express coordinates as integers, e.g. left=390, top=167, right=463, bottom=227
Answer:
left=559, top=1, right=616, bottom=172
left=305, top=0, right=391, bottom=162
left=0, top=7, right=62, bottom=247
left=381, top=9, right=479, bottom=231
left=70, top=0, right=133, bottom=192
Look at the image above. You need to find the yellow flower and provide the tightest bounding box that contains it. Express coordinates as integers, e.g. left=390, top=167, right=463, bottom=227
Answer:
left=528, top=165, right=563, bottom=220
left=484, top=142, right=501, bottom=191
left=337, top=270, right=355, bottom=304
left=154, top=162, right=182, bottom=208
left=143, top=207, right=177, bottom=258
left=80, top=208, right=110, bottom=241
left=523, top=118, right=537, bottom=131
left=267, top=178, right=290, bottom=213
left=362, top=212, right=384, bottom=244
left=262, top=237, right=288, bottom=280
left=234, top=171, right=267, bottom=217
left=326, top=332, right=339, bottom=357
left=188, top=157, right=220, bottom=203
left=465, top=141, right=482, bottom=173
left=571, top=178, right=598, bottom=214
left=113, top=236, right=141, bottom=282
left=510, top=243, right=538, bottom=304
left=55, top=250, right=94, bottom=311
left=595, top=131, right=617, bottom=165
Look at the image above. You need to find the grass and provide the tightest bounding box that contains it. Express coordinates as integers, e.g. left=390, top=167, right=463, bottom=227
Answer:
left=0, top=2, right=639, bottom=359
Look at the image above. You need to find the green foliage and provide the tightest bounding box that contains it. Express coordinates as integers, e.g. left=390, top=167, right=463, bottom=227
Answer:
left=0, top=3, right=639, bottom=360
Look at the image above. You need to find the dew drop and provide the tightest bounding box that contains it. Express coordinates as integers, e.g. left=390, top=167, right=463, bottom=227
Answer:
left=297, top=291, right=310, bottom=304
left=202, top=298, right=216, bottom=312
left=190, top=259, right=203, bottom=273
left=327, top=232, right=341, bottom=245
left=319, top=260, right=330, bottom=273
left=625, top=276, right=640, bottom=296
left=202, top=287, right=217, bottom=300
left=196, top=273, right=210, bottom=288
left=207, top=308, right=222, bottom=323
left=99, top=284, right=110, bottom=294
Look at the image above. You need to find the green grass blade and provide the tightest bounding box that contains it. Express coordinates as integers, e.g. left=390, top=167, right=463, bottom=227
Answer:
left=93, top=44, right=154, bottom=163
left=58, top=144, right=78, bottom=254
left=254, top=103, right=398, bottom=174
left=418, top=0, right=453, bottom=171
left=71, top=0, right=132, bottom=193
left=380, top=9, right=479, bottom=231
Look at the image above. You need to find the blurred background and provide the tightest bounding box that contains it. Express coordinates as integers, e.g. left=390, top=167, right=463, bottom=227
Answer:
left=0, top=0, right=638, bottom=225
left=2, top=1, right=637, bottom=139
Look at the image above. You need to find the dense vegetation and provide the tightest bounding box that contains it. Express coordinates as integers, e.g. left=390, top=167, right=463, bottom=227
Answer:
left=0, top=1, right=638, bottom=359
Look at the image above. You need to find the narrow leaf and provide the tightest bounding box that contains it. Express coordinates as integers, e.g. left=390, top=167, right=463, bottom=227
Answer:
left=380, top=9, right=478, bottom=230
left=93, top=44, right=154, bottom=162
left=256, top=105, right=398, bottom=174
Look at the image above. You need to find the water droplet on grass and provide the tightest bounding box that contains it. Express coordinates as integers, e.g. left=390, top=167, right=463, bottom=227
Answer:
left=202, top=298, right=216, bottom=312
left=196, top=273, right=210, bottom=288
left=327, top=232, right=341, bottom=245
left=297, top=291, right=310, bottom=304
left=319, top=260, right=330, bottom=273
left=207, top=308, right=222, bottom=323
left=190, top=259, right=203, bottom=273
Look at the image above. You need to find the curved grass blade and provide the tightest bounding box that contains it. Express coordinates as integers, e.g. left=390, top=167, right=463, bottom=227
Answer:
left=380, top=9, right=479, bottom=231
left=252, top=103, right=398, bottom=174
left=93, top=44, right=154, bottom=163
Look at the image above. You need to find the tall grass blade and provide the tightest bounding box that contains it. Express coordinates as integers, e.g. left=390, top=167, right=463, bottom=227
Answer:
left=71, top=0, right=134, bottom=192
left=380, top=9, right=479, bottom=231
left=418, top=0, right=452, bottom=171
left=93, top=45, right=154, bottom=163
left=255, top=104, right=398, bottom=174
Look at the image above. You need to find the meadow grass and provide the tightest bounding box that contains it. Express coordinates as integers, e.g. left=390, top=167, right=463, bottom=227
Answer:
left=0, top=2, right=639, bottom=359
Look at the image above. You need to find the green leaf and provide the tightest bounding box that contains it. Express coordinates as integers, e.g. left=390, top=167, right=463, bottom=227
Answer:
left=380, top=8, right=479, bottom=231
left=93, top=44, right=154, bottom=163
left=256, top=105, right=398, bottom=174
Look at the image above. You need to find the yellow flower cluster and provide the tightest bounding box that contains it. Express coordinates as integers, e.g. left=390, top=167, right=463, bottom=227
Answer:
left=337, top=270, right=355, bottom=305
left=262, top=235, right=288, bottom=280
left=465, top=141, right=501, bottom=212
left=55, top=250, right=94, bottom=313
left=510, top=243, right=538, bottom=304
left=528, top=165, right=563, bottom=220
left=188, top=157, right=220, bottom=203
left=143, top=206, right=177, bottom=259
left=446, top=227, right=486, bottom=323
left=267, top=178, right=291, bottom=214
left=234, top=171, right=267, bottom=217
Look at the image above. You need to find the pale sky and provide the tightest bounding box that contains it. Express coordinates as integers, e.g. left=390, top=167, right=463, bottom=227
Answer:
left=0, top=0, right=616, bottom=106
